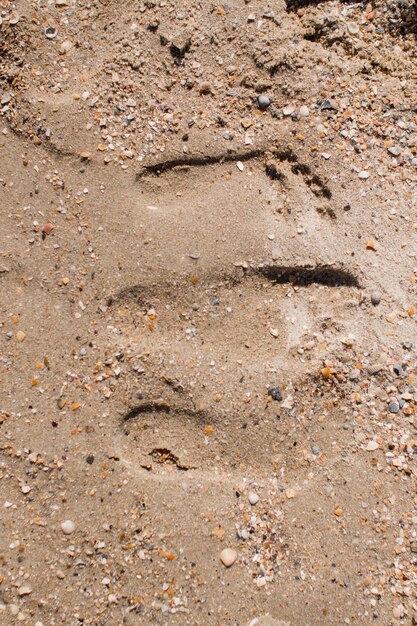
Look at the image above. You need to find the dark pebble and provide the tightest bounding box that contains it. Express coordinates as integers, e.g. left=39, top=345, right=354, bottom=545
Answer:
left=268, top=386, right=283, bottom=401
left=86, top=455, right=95, bottom=465
left=320, top=99, right=334, bottom=111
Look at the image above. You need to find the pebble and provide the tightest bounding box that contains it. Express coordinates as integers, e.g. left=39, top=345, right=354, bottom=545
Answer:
left=347, top=22, right=359, bottom=35
left=282, top=104, right=295, bottom=116
left=248, top=492, right=260, bottom=505
left=59, top=40, right=74, bottom=55
left=320, top=99, right=334, bottom=111
left=248, top=618, right=290, bottom=626
left=268, top=386, right=283, bottom=401
left=366, top=440, right=379, bottom=451
left=1, top=93, right=12, bottom=105
left=220, top=548, right=237, bottom=567
left=61, top=519, right=76, bottom=535
left=45, top=26, right=58, bottom=39
left=257, top=94, right=271, bottom=110
left=388, top=401, right=400, bottom=414
left=311, top=445, right=321, bottom=456
left=393, top=364, right=403, bottom=377
left=9, top=13, right=20, bottom=25
left=370, top=291, right=381, bottom=306
left=299, top=105, right=309, bottom=116
left=16, top=330, right=26, bottom=342
left=388, top=145, right=402, bottom=156
left=358, top=170, right=370, bottom=179
left=18, top=586, right=32, bottom=596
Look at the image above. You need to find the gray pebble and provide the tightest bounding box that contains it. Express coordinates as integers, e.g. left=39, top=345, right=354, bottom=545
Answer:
left=388, top=401, right=400, bottom=414
left=257, top=94, right=271, bottom=110
left=311, top=445, right=321, bottom=456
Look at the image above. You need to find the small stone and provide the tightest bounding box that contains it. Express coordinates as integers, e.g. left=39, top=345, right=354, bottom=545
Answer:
left=45, top=26, right=58, bottom=39
left=388, top=145, right=402, bottom=156
left=299, top=105, right=309, bottom=116
left=285, top=488, right=296, bottom=499
left=257, top=94, right=271, bottom=110
left=283, top=104, right=295, bottom=116
left=170, top=35, right=191, bottom=58
left=248, top=618, right=290, bottom=626
left=16, top=330, right=26, bottom=342
left=311, top=445, right=321, bottom=456
left=366, top=440, right=379, bottom=451
left=347, top=22, right=359, bottom=35
left=281, top=396, right=294, bottom=410
left=268, top=386, right=283, bottom=401
left=220, top=548, right=237, bottom=567
left=9, top=13, right=20, bottom=25
left=358, top=170, right=370, bottom=179
left=1, top=93, right=12, bottom=105
left=270, top=328, right=279, bottom=338
left=42, top=223, right=54, bottom=236
left=57, top=397, right=66, bottom=409
left=393, top=364, right=403, bottom=377
left=21, top=485, right=31, bottom=494
left=370, top=291, right=381, bottom=306
left=61, top=520, right=76, bottom=535
left=18, top=586, right=32, bottom=596
left=320, top=99, right=334, bottom=111
left=388, top=401, right=400, bottom=414
left=236, top=161, right=244, bottom=171
left=59, top=40, right=73, bottom=55
left=248, top=492, right=259, bottom=505
left=199, top=82, right=212, bottom=95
